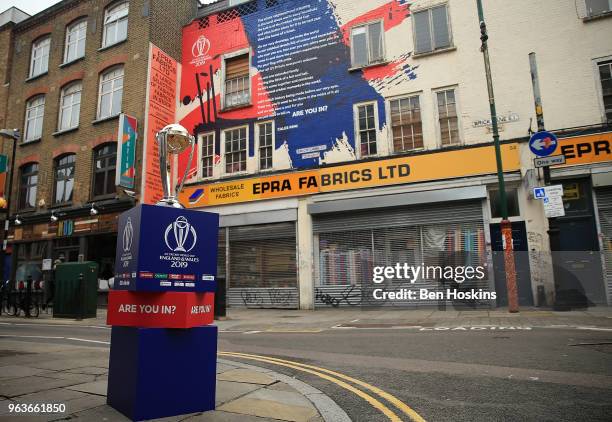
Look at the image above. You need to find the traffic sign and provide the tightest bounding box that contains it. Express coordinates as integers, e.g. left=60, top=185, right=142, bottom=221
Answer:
left=529, top=131, right=558, bottom=157
left=534, top=154, right=565, bottom=168
left=533, top=185, right=565, bottom=217
left=533, top=187, right=546, bottom=199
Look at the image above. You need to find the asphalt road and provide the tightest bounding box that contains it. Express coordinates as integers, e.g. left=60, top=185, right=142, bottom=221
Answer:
left=1, top=322, right=611, bottom=422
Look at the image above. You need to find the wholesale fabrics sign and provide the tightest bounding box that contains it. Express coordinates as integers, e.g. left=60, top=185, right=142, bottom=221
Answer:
left=179, top=143, right=520, bottom=207
left=116, top=114, right=137, bottom=189
left=142, top=44, right=180, bottom=205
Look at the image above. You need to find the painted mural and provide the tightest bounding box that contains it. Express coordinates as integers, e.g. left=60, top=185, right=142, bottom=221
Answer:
left=177, top=0, right=416, bottom=179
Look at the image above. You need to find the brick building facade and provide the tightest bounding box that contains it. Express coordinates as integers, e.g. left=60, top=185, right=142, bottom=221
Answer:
left=0, top=0, right=195, bottom=287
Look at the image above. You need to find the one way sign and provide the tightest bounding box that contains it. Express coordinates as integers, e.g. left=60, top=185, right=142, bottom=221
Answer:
left=529, top=131, right=558, bottom=157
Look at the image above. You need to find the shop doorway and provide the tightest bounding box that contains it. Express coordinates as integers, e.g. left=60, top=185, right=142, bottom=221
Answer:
left=552, top=178, right=606, bottom=308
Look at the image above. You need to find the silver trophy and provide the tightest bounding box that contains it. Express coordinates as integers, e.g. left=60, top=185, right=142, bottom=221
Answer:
left=155, top=124, right=196, bottom=208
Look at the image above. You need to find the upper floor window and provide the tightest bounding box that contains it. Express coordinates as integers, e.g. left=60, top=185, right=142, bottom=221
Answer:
left=97, top=66, right=123, bottom=119
left=54, top=154, right=76, bottom=204
left=58, top=82, right=82, bottom=131
left=350, top=21, right=384, bottom=68
left=24, top=96, right=45, bottom=142
left=224, top=126, right=247, bottom=174
left=103, top=2, right=129, bottom=48
left=64, top=19, right=87, bottom=63
left=200, top=132, right=215, bottom=178
left=436, top=89, right=459, bottom=146
left=19, top=163, right=38, bottom=210
left=257, top=121, right=274, bottom=170
left=598, top=60, right=612, bottom=123
left=29, top=36, right=50, bottom=78
left=585, top=0, right=612, bottom=17
left=224, top=54, right=250, bottom=108
left=355, top=102, right=378, bottom=157
left=390, top=95, right=423, bottom=152
left=92, top=143, right=117, bottom=198
left=413, top=5, right=452, bottom=55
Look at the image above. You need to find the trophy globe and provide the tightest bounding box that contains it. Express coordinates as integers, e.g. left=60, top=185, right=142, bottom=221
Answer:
left=155, top=124, right=195, bottom=208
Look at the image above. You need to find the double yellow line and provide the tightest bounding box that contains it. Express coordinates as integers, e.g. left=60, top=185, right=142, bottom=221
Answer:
left=219, top=351, right=426, bottom=422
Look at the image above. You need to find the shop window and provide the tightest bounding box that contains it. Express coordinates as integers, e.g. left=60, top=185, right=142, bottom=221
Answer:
left=54, top=154, right=76, bottom=204
left=489, top=188, right=520, bottom=219
left=18, top=163, right=38, bottom=210
left=102, top=2, right=129, bottom=48
left=585, top=0, right=612, bottom=17
left=200, top=132, right=215, bottom=178
left=58, top=81, right=82, bottom=131
left=413, top=5, right=452, bottom=55
left=355, top=102, right=378, bottom=157
left=64, top=19, right=87, bottom=63
left=97, top=66, right=123, bottom=119
left=390, top=95, right=423, bottom=152
left=224, top=126, right=247, bottom=174
left=29, top=36, right=50, bottom=78
left=24, top=95, right=45, bottom=142
left=92, top=143, right=117, bottom=198
left=257, top=121, right=274, bottom=170
left=350, top=21, right=384, bottom=68
left=223, top=54, right=250, bottom=108
left=598, top=60, right=612, bottom=123
left=436, top=88, right=459, bottom=146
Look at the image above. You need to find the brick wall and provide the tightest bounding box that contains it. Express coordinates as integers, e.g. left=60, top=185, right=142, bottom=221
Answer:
left=3, top=0, right=193, bottom=215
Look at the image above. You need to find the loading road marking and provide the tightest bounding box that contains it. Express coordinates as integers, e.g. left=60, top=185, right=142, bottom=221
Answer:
left=220, top=351, right=426, bottom=422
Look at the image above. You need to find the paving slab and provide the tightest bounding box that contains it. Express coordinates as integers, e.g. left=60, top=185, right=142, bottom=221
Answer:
left=266, top=381, right=298, bottom=392
left=13, top=387, right=87, bottom=403
left=0, top=365, right=49, bottom=379
left=216, top=362, right=238, bottom=374
left=215, top=380, right=262, bottom=406
left=218, top=395, right=318, bottom=422
left=62, top=394, right=108, bottom=414
left=37, top=371, right=96, bottom=383
left=64, top=366, right=108, bottom=375
left=183, top=410, right=280, bottom=421
left=247, top=388, right=316, bottom=409
left=0, top=375, right=83, bottom=398
left=217, top=369, right=275, bottom=385
left=65, top=380, right=107, bottom=396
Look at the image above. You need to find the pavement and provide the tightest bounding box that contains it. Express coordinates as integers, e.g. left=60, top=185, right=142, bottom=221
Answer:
left=6, top=306, right=610, bottom=332
left=0, top=337, right=346, bottom=421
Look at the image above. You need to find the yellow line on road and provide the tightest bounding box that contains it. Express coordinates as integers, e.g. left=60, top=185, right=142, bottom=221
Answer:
left=220, top=351, right=426, bottom=422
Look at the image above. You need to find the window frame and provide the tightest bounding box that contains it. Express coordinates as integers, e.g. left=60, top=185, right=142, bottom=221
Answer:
left=58, top=81, right=82, bottom=131
left=18, top=162, right=39, bottom=211
left=102, top=2, right=129, bottom=48
left=585, top=0, right=612, bottom=18
left=23, top=95, right=45, bottom=143
left=91, top=143, right=117, bottom=199
left=97, top=65, right=124, bottom=120
left=434, top=87, right=461, bottom=147
left=349, top=19, right=386, bottom=69
left=387, top=93, right=424, bottom=153
left=412, top=3, right=453, bottom=56
left=256, top=120, right=275, bottom=171
left=222, top=125, right=249, bottom=175
left=353, top=101, right=380, bottom=159
left=221, top=48, right=251, bottom=110
left=63, top=18, right=87, bottom=64
left=594, top=56, right=612, bottom=124
left=53, top=154, right=76, bottom=205
left=29, top=35, right=51, bottom=78
left=198, top=131, right=215, bottom=179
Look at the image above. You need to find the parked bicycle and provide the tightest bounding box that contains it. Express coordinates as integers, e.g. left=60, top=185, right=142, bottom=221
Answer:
left=8, top=277, right=42, bottom=318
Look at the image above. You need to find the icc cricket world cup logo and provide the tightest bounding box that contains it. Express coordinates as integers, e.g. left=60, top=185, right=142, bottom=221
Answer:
left=164, top=216, right=198, bottom=253
left=122, top=218, right=134, bottom=252
left=190, top=35, right=211, bottom=67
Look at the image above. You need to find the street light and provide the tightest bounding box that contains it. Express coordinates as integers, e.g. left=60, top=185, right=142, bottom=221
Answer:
left=475, top=1, right=519, bottom=313
left=0, top=128, right=20, bottom=285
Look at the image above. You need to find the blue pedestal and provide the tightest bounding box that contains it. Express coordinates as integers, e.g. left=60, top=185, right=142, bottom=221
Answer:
left=107, top=325, right=217, bottom=421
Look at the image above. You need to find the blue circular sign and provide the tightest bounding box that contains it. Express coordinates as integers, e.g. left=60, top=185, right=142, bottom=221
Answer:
left=529, top=131, right=558, bottom=157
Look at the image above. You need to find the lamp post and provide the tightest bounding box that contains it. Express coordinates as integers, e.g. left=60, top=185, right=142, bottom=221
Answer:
left=0, top=128, right=20, bottom=286
left=475, top=1, right=519, bottom=312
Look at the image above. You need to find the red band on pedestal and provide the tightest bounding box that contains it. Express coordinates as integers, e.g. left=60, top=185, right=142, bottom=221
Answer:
left=107, top=291, right=215, bottom=328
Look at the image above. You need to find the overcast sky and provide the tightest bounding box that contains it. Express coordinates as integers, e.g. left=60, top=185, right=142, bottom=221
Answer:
left=3, top=0, right=215, bottom=16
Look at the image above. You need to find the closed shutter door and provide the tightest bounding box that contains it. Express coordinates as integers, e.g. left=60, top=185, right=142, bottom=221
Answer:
left=227, top=222, right=298, bottom=308
left=314, top=201, right=489, bottom=308
left=596, top=187, right=612, bottom=304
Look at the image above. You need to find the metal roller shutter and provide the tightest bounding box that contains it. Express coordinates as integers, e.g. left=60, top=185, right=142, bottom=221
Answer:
left=596, top=187, right=612, bottom=304
left=226, top=222, right=298, bottom=309
left=314, top=201, right=489, bottom=308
